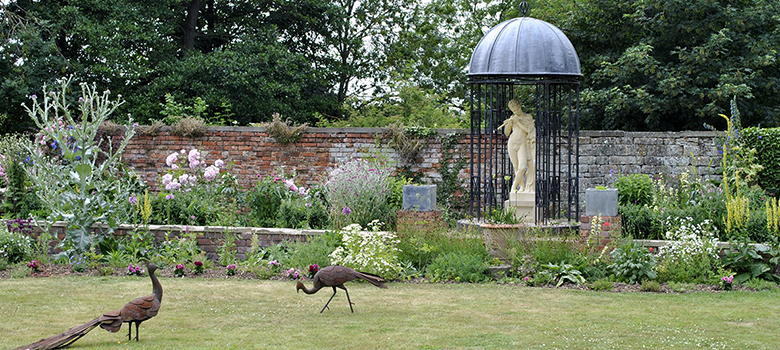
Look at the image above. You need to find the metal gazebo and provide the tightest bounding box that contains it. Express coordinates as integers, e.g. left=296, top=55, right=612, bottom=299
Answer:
left=468, top=3, right=582, bottom=224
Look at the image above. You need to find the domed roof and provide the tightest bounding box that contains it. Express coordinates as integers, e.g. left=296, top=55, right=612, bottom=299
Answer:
left=468, top=16, right=581, bottom=77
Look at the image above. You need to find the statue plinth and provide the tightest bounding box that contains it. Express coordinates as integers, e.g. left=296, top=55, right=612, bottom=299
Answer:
left=505, top=191, right=535, bottom=223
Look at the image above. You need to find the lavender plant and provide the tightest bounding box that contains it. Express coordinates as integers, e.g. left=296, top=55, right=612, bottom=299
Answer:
left=324, top=158, right=393, bottom=228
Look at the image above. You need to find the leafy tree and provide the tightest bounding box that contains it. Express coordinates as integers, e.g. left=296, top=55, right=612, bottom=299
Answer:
left=567, top=0, right=780, bottom=130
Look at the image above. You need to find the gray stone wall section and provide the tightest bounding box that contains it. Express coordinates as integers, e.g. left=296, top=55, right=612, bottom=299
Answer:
left=578, top=130, right=721, bottom=193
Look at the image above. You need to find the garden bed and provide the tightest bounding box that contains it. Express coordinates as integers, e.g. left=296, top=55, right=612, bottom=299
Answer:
left=1, top=262, right=762, bottom=294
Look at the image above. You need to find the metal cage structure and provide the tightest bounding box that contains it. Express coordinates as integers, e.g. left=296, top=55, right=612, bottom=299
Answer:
left=467, top=4, right=581, bottom=224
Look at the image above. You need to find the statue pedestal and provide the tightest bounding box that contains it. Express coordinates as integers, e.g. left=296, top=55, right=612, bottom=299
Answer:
left=505, top=191, right=535, bottom=223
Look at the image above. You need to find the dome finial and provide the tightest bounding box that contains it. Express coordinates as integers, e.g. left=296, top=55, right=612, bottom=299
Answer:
left=519, top=1, right=530, bottom=17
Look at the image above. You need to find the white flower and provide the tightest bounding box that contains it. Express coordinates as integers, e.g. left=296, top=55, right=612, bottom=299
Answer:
left=214, top=159, right=224, bottom=168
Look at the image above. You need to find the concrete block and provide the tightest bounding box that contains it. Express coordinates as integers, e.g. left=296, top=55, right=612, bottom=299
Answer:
left=403, top=185, right=437, bottom=211
left=585, top=188, right=619, bottom=216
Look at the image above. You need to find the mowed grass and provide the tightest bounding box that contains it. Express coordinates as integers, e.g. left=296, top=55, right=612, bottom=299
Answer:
left=2, top=277, right=780, bottom=349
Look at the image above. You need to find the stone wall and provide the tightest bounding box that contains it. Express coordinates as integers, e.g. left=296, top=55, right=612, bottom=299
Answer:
left=121, top=126, right=722, bottom=206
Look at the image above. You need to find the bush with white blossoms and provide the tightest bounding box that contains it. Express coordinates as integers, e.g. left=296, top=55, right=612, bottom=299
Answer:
left=659, top=217, right=721, bottom=264
left=329, top=220, right=402, bottom=280
left=656, top=216, right=722, bottom=283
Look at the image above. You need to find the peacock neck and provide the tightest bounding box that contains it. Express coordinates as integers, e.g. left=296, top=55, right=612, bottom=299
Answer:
left=150, top=270, right=163, bottom=302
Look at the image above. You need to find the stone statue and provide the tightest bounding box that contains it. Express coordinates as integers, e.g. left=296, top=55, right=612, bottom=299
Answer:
left=499, top=99, right=536, bottom=192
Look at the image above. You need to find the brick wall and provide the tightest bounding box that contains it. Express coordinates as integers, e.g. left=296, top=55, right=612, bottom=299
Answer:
left=120, top=126, right=722, bottom=207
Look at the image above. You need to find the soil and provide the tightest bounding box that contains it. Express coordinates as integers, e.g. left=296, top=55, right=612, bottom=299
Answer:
left=1, top=263, right=756, bottom=293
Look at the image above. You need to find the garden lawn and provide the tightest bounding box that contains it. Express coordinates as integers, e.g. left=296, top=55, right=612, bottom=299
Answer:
left=2, top=277, right=779, bottom=349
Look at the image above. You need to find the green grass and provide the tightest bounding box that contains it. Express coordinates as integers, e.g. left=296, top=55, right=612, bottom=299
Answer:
left=2, top=277, right=780, bottom=349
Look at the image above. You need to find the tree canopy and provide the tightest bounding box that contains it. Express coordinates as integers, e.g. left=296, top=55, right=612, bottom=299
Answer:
left=1, top=0, right=778, bottom=133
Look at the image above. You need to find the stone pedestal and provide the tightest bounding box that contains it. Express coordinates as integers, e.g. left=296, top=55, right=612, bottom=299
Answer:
left=504, top=191, right=535, bottom=223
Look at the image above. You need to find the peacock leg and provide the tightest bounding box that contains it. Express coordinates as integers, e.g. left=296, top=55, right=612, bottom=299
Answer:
left=321, top=287, right=337, bottom=313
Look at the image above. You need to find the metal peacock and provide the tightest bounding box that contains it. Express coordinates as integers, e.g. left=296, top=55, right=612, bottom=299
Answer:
left=296, top=265, right=387, bottom=313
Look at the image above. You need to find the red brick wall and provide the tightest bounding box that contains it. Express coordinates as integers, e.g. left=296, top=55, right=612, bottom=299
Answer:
left=123, top=126, right=470, bottom=190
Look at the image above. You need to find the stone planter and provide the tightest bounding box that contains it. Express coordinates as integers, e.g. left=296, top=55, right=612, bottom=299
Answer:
left=585, top=188, right=618, bottom=217
left=402, top=184, right=437, bottom=211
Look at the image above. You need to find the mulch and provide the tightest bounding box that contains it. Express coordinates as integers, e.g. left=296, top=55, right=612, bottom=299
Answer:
left=0, top=263, right=758, bottom=293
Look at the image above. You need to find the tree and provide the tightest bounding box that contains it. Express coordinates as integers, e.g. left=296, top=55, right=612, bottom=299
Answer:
left=0, top=0, right=342, bottom=128
left=566, top=0, right=780, bottom=130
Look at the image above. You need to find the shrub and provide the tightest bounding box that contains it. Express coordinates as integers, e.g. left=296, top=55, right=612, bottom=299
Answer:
left=149, top=148, right=244, bottom=226
left=609, top=241, right=657, bottom=284
left=591, top=279, right=614, bottom=291
left=397, top=228, right=487, bottom=271
left=426, top=251, right=489, bottom=283
left=655, top=217, right=721, bottom=283
left=324, top=158, right=395, bottom=229
left=330, top=221, right=402, bottom=279
left=284, top=231, right=341, bottom=271
left=640, top=279, right=662, bottom=292
left=276, top=196, right=329, bottom=229
left=721, top=241, right=780, bottom=284
left=0, top=221, right=34, bottom=264
left=615, top=174, right=653, bottom=206
left=538, top=262, right=586, bottom=287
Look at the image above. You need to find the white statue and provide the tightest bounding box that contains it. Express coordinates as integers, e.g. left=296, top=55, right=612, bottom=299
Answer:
left=499, top=99, right=536, bottom=192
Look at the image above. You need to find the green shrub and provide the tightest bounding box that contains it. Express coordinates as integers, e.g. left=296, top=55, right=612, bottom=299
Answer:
left=615, top=174, right=653, bottom=206
left=538, top=262, right=585, bottom=287
left=640, top=279, right=662, bottom=292
left=330, top=221, right=402, bottom=279
left=591, top=279, right=614, bottom=291
left=284, top=231, right=341, bottom=271
left=0, top=221, right=34, bottom=264
left=397, top=229, right=487, bottom=271
left=743, top=127, right=780, bottom=195
left=426, top=251, right=489, bottom=283
left=276, top=196, right=329, bottom=229
left=721, top=241, right=780, bottom=284
left=609, top=241, right=657, bottom=284
left=655, top=217, right=720, bottom=283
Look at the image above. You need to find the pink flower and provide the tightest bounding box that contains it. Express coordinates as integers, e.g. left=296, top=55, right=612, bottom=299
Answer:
left=194, top=261, right=203, bottom=267
left=284, top=179, right=298, bottom=192
left=188, top=149, right=201, bottom=167
left=166, top=153, right=178, bottom=167
left=162, top=174, right=173, bottom=186
left=214, top=159, right=224, bottom=168
left=203, top=165, right=219, bottom=181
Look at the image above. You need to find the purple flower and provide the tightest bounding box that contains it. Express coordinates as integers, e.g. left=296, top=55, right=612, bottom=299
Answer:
left=128, top=194, right=138, bottom=206
left=342, top=206, right=352, bottom=215
left=165, top=193, right=175, bottom=200
left=194, top=261, right=203, bottom=267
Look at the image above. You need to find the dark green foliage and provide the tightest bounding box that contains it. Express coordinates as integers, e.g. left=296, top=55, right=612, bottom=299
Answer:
left=721, top=241, right=780, bottom=284
left=435, top=132, right=470, bottom=223
left=276, top=197, right=329, bottom=229
left=742, top=127, right=780, bottom=195
left=609, top=241, right=657, bottom=284
left=284, top=231, right=341, bottom=271
left=614, top=174, right=653, bottom=206
left=426, top=251, right=490, bottom=283
left=569, top=0, right=780, bottom=130
left=1, top=159, right=43, bottom=218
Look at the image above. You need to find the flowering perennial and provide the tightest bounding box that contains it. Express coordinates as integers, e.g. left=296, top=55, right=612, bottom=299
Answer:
left=329, top=220, right=402, bottom=279
left=659, top=217, right=720, bottom=265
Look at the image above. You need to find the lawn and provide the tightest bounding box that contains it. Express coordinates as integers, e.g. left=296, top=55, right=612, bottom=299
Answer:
left=2, top=277, right=779, bottom=350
